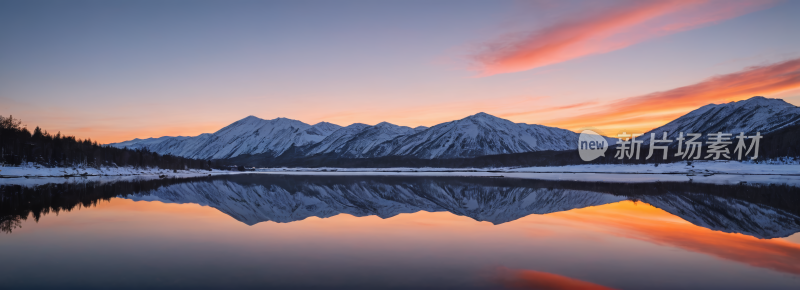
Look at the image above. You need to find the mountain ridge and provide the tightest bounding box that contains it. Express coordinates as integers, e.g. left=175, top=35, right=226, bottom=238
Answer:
left=109, top=96, right=800, bottom=161
left=110, top=112, right=580, bottom=160
left=640, top=96, right=800, bottom=143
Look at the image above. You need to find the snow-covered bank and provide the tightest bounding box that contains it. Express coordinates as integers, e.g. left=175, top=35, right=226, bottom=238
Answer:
left=249, top=161, right=800, bottom=186
left=253, top=170, right=800, bottom=186
left=254, top=160, right=798, bottom=175
left=1, top=161, right=797, bottom=187
left=0, top=165, right=244, bottom=186
left=0, top=165, right=214, bottom=178
left=511, top=161, right=800, bottom=175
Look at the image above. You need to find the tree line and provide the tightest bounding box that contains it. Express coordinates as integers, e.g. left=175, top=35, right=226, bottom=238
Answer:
left=0, top=115, right=209, bottom=170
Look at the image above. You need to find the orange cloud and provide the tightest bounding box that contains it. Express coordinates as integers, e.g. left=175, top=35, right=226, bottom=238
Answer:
left=491, top=266, right=618, bottom=290
left=471, top=0, right=775, bottom=76
left=544, top=57, right=800, bottom=133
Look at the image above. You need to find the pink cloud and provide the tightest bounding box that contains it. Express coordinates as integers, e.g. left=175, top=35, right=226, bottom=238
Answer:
left=471, top=0, right=777, bottom=76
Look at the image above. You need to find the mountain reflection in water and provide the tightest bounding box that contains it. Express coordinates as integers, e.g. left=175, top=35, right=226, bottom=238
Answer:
left=2, top=174, right=799, bottom=239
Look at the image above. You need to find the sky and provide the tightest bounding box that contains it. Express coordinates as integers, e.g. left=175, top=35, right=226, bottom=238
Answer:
left=1, top=0, right=800, bottom=143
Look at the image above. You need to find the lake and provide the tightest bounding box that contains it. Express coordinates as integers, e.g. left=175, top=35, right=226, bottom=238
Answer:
left=1, top=174, right=799, bottom=289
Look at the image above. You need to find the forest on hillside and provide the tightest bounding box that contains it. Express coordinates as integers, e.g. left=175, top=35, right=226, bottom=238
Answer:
left=0, top=115, right=209, bottom=170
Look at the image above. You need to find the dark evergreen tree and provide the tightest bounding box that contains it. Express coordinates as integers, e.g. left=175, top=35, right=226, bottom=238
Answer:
left=0, top=115, right=209, bottom=170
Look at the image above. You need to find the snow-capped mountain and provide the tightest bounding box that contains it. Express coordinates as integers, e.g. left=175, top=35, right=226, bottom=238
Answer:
left=110, top=113, right=579, bottom=160
left=109, top=135, right=193, bottom=150
left=308, top=122, right=417, bottom=158
left=367, top=113, right=579, bottom=159
left=112, top=116, right=342, bottom=159
left=110, top=96, right=796, bottom=161
left=640, top=96, right=800, bottom=143
left=305, top=123, right=372, bottom=156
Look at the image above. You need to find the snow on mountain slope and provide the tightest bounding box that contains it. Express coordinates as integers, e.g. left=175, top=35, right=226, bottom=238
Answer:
left=306, top=123, right=372, bottom=155
left=640, top=96, right=800, bottom=143
left=111, top=113, right=580, bottom=160
left=110, top=116, right=341, bottom=159
left=371, top=112, right=579, bottom=159
left=304, top=122, right=342, bottom=141
left=113, top=97, right=799, bottom=161
left=109, top=136, right=192, bottom=150
left=320, top=122, right=416, bottom=158
left=301, top=113, right=579, bottom=159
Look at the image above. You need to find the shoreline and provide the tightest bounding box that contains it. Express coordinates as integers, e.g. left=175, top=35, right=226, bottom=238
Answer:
left=1, top=161, right=798, bottom=187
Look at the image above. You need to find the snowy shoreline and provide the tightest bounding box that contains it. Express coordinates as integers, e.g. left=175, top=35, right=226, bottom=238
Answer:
left=254, top=161, right=799, bottom=175
left=248, top=161, right=800, bottom=186
left=1, top=161, right=798, bottom=187
left=0, top=165, right=224, bottom=178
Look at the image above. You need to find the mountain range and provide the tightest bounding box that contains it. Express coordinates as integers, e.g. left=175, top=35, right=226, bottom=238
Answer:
left=112, top=112, right=581, bottom=160
left=110, top=96, right=800, bottom=162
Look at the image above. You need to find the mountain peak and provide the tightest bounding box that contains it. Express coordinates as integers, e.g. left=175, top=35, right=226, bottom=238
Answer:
left=470, top=112, right=492, bottom=117
left=374, top=121, right=399, bottom=128
left=304, top=121, right=342, bottom=137
left=270, top=117, right=295, bottom=123
left=237, top=115, right=264, bottom=122
left=345, top=123, right=370, bottom=129
left=732, top=96, right=794, bottom=108
left=463, top=112, right=504, bottom=122
left=312, top=121, right=338, bottom=127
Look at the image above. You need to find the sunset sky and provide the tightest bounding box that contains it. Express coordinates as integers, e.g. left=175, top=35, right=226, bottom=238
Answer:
left=2, top=0, right=800, bottom=143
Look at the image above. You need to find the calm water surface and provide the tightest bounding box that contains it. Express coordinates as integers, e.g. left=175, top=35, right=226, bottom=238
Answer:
left=1, top=174, right=799, bottom=289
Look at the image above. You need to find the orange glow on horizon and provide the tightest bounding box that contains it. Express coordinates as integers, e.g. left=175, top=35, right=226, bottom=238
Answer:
left=86, top=57, right=799, bottom=144
left=13, top=56, right=799, bottom=145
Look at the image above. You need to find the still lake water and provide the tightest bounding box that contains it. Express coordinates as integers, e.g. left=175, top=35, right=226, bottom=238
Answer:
left=1, top=174, right=799, bottom=289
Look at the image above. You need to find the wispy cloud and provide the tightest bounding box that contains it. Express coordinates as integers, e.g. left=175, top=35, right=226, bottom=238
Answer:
left=470, top=0, right=776, bottom=76
left=499, top=101, right=598, bottom=118
left=545, top=57, right=800, bottom=133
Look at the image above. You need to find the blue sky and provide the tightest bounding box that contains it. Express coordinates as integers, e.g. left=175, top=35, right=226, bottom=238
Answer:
left=1, top=0, right=799, bottom=142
